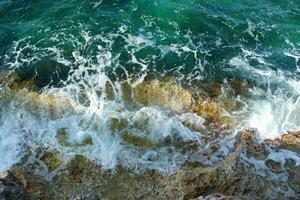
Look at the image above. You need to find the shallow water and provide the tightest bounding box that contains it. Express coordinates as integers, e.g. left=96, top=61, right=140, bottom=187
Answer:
left=0, top=0, right=300, bottom=183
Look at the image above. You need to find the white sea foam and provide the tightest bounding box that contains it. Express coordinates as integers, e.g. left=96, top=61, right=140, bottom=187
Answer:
left=229, top=54, right=300, bottom=140
left=1, top=22, right=300, bottom=180
left=0, top=112, right=25, bottom=172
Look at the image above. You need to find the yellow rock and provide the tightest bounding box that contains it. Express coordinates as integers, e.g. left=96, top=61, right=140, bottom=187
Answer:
left=0, top=71, right=238, bottom=135
left=192, top=100, right=222, bottom=117
left=0, top=71, right=75, bottom=120
left=14, top=90, right=74, bottom=120
left=132, top=80, right=193, bottom=112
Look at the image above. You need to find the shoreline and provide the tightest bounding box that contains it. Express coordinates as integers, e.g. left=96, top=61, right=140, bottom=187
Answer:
left=1, top=72, right=300, bottom=199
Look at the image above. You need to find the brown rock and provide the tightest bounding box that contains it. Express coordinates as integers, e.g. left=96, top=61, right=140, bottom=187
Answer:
left=0, top=71, right=36, bottom=92
left=229, top=80, right=251, bottom=96
left=285, top=159, right=300, bottom=194
left=193, top=100, right=222, bottom=118
left=277, top=131, right=300, bottom=153
left=40, top=151, right=63, bottom=172
left=265, top=159, right=282, bottom=173
left=121, top=131, right=158, bottom=149
left=56, top=128, right=93, bottom=147
left=9, top=132, right=299, bottom=200
left=132, top=80, right=193, bottom=112
left=0, top=171, right=33, bottom=200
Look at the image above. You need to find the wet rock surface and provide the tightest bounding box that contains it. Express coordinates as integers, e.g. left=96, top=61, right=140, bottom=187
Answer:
left=269, top=131, right=300, bottom=153
left=1, top=73, right=300, bottom=199
left=0, top=172, right=33, bottom=200
left=5, top=129, right=300, bottom=200
left=130, top=79, right=193, bottom=113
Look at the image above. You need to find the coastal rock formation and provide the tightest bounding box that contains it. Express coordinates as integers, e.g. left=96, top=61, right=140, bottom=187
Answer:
left=0, top=72, right=74, bottom=120
left=0, top=172, right=33, bottom=200
left=6, top=129, right=300, bottom=200
left=2, top=72, right=300, bottom=199
left=268, top=131, right=300, bottom=153
left=132, top=79, right=193, bottom=113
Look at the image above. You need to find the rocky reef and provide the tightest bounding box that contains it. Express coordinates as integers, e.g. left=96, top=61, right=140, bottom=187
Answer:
left=1, top=129, right=299, bottom=200
left=1, top=72, right=300, bottom=199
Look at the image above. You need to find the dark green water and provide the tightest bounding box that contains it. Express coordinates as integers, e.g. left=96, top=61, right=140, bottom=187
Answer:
left=1, top=0, right=299, bottom=85
left=0, top=0, right=300, bottom=186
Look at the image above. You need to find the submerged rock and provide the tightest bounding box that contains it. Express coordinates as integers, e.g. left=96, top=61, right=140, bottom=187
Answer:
left=56, top=128, right=93, bottom=147
left=121, top=131, right=159, bottom=149
left=0, top=71, right=36, bottom=92
left=18, top=91, right=74, bottom=120
left=0, top=71, right=75, bottom=120
left=39, top=151, right=63, bottom=173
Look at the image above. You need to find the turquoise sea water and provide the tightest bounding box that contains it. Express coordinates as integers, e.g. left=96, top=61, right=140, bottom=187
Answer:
left=0, top=0, right=300, bottom=188
left=1, top=0, right=299, bottom=84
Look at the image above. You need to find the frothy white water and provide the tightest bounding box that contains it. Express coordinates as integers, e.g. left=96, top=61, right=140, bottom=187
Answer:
left=246, top=78, right=300, bottom=140
left=1, top=58, right=299, bottom=176
left=229, top=54, right=300, bottom=140
left=247, top=96, right=300, bottom=140
left=1, top=26, right=300, bottom=180
left=0, top=82, right=207, bottom=174
left=0, top=111, right=25, bottom=172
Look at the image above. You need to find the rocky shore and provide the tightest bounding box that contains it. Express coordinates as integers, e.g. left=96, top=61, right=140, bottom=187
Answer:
left=1, top=72, right=300, bottom=199
left=0, top=129, right=299, bottom=200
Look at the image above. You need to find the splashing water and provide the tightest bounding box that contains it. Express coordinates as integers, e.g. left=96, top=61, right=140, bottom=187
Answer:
left=0, top=0, right=300, bottom=180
